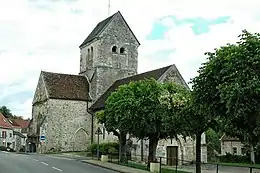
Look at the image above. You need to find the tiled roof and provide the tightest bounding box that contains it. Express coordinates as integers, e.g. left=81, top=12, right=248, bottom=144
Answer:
left=220, top=134, right=240, bottom=141
left=0, top=113, right=13, bottom=129
left=89, top=65, right=172, bottom=111
left=9, top=119, right=29, bottom=129
left=42, top=71, right=91, bottom=101
left=79, top=11, right=140, bottom=48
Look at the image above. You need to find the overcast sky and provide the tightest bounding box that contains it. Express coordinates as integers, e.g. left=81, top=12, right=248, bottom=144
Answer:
left=0, top=0, right=260, bottom=119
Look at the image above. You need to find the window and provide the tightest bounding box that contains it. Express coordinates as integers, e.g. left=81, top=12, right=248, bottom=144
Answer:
left=2, top=131, right=6, bottom=139
left=233, top=147, right=237, bottom=155
left=112, top=46, right=117, bottom=53
left=90, top=47, right=93, bottom=59
left=10, top=133, right=12, bottom=138
left=120, top=47, right=125, bottom=54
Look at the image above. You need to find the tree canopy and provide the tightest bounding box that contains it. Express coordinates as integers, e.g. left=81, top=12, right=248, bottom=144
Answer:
left=98, top=78, right=190, bottom=164
left=189, top=30, right=260, bottom=165
left=0, top=105, right=13, bottom=118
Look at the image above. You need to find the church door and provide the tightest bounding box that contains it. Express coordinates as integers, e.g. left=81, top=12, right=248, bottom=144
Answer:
left=167, top=146, right=178, bottom=166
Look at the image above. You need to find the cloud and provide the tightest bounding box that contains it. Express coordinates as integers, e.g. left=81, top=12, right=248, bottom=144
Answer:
left=1, top=0, right=260, bottom=118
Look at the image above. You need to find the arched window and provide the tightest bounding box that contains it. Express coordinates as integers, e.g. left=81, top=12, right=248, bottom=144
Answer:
left=120, top=47, right=125, bottom=54
left=112, top=46, right=117, bottom=53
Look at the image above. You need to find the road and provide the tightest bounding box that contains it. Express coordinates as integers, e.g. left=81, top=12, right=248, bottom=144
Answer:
left=0, top=151, right=118, bottom=173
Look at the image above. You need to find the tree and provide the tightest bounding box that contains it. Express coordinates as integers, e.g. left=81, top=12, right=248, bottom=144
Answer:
left=99, top=78, right=190, bottom=166
left=96, top=82, right=138, bottom=162
left=189, top=30, right=260, bottom=169
left=0, top=106, right=13, bottom=118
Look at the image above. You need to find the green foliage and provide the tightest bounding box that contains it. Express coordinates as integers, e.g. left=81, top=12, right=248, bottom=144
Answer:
left=0, top=106, right=13, bottom=118
left=87, top=142, right=119, bottom=155
left=218, top=153, right=250, bottom=164
left=191, top=29, right=260, bottom=144
left=206, top=128, right=221, bottom=160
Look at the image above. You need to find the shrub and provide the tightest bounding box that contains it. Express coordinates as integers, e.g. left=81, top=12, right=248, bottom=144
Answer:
left=88, top=142, right=119, bottom=155
left=218, top=153, right=250, bottom=163
left=0, top=146, right=7, bottom=151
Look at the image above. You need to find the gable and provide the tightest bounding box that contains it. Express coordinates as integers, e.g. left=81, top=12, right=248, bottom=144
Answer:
left=41, top=71, right=91, bottom=101
left=89, top=65, right=172, bottom=111
left=79, top=11, right=140, bottom=48
left=158, top=64, right=190, bottom=90
left=32, top=73, right=48, bottom=105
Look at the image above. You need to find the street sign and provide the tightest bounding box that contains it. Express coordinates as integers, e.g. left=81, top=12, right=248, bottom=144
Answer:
left=95, top=127, right=103, bottom=135
left=40, top=136, right=45, bottom=141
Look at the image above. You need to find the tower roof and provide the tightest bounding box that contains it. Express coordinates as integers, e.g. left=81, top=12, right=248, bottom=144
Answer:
left=79, top=11, right=140, bottom=48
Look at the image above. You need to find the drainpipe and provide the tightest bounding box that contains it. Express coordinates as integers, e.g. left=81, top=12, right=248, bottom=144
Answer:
left=87, top=102, right=95, bottom=144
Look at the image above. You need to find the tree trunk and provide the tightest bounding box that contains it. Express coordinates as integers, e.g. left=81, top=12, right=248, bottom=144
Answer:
left=148, top=137, right=159, bottom=168
left=196, top=132, right=202, bottom=173
left=250, top=143, right=255, bottom=164
left=119, top=133, right=127, bottom=163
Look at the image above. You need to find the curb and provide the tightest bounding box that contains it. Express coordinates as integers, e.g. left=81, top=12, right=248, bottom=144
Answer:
left=81, top=160, right=134, bottom=173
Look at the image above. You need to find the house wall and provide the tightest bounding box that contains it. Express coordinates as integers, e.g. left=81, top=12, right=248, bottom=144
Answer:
left=39, top=99, right=91, bottom=153
left=221, top=140, right=244, bottom=155
left=0, top=128, right=13, bottom=148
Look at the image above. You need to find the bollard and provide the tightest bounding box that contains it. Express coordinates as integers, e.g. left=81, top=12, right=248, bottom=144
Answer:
left=216, top=164, right=218, bottom=173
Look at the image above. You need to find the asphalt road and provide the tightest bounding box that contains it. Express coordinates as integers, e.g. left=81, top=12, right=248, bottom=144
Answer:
left=0, top=151, right=118, bottom=173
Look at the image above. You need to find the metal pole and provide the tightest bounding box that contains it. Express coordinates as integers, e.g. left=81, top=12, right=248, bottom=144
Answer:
left=97, top=134, right=100, bottom=160
left=216, top=164, right=218, bottom=173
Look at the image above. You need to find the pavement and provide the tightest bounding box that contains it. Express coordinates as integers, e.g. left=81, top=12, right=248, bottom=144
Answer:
left=0, top=151, right=118, bottom=173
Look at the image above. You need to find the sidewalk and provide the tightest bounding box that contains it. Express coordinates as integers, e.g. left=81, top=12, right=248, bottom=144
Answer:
left=82, top=159, right=149, bottom=173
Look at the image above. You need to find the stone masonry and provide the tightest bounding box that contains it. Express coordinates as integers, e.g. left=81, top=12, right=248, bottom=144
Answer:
left=79, top=11, right=140, bottom=101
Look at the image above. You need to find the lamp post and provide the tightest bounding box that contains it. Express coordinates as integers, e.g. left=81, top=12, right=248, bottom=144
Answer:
left=95, top=127, right=103, bottom=160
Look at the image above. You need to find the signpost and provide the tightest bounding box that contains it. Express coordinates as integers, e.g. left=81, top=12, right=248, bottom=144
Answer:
left=95, top=127, right=103, bottom=160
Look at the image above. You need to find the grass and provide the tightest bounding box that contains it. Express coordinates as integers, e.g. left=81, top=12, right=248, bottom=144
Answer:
left=114, top=160, right=190, bottom=173
left=216, top=162, right=260, bottom=168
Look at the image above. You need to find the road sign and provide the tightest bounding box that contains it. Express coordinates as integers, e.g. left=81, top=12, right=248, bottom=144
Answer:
left=95, top=127, right=103, bottom=135
left=40, top=136, right=45, bottom=141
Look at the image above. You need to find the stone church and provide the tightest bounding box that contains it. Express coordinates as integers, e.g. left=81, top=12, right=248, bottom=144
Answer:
left=27, top=11, right=207, bottom=163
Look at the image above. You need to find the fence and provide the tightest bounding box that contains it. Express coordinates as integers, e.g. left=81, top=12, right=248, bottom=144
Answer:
left=91, top=152, right=260, bottom=173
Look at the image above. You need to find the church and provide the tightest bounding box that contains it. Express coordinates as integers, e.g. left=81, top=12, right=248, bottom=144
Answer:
left=27, top=11, right=207, bottom=163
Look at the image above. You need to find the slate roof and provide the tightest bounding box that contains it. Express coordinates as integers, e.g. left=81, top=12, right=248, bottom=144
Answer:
left=89, top=65, right=172, bottom=111
left=79, top=11, right=140, bottom=48
left=42, top=71, right=91, bottom=101
left=0, top=113, right=13, bottom=129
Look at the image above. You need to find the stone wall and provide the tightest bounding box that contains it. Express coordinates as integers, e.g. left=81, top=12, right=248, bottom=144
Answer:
left=39, top=99, right=91, bottom=153
left=221, top=140, right=244, bottom=156
left=79, top=12, right=139, bottom=101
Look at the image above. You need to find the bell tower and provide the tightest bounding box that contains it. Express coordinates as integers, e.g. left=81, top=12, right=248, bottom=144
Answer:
left=79, top=11, right=140, bottom=101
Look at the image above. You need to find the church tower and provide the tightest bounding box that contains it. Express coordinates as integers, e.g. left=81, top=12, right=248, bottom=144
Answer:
left=79, top=11, right=140, bottom=101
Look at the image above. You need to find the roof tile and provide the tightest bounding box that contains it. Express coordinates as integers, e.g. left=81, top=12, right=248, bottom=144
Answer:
left=42, top=71, right=91, bottom=101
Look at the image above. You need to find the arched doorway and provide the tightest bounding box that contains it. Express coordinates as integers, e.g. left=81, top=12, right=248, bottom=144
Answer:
left=73, top=128, right=89, bottom=151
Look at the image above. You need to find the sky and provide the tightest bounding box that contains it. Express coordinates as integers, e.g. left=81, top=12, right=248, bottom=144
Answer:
left=0, top=0, right=260, bottom=119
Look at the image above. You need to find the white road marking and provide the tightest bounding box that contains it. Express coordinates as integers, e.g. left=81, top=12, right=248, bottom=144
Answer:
left=52, top=167, right=63, bottom=172
left=33, top=159, right=39, bottom=161
left=41, top=161, right=48, bottom=166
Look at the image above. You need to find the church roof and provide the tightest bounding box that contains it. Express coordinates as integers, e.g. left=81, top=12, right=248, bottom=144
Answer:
left=42, top=71, right=91, bottom=101
left=89, top=65, right=172, bottom=111
left=79, top=11, right=140, bottom=48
